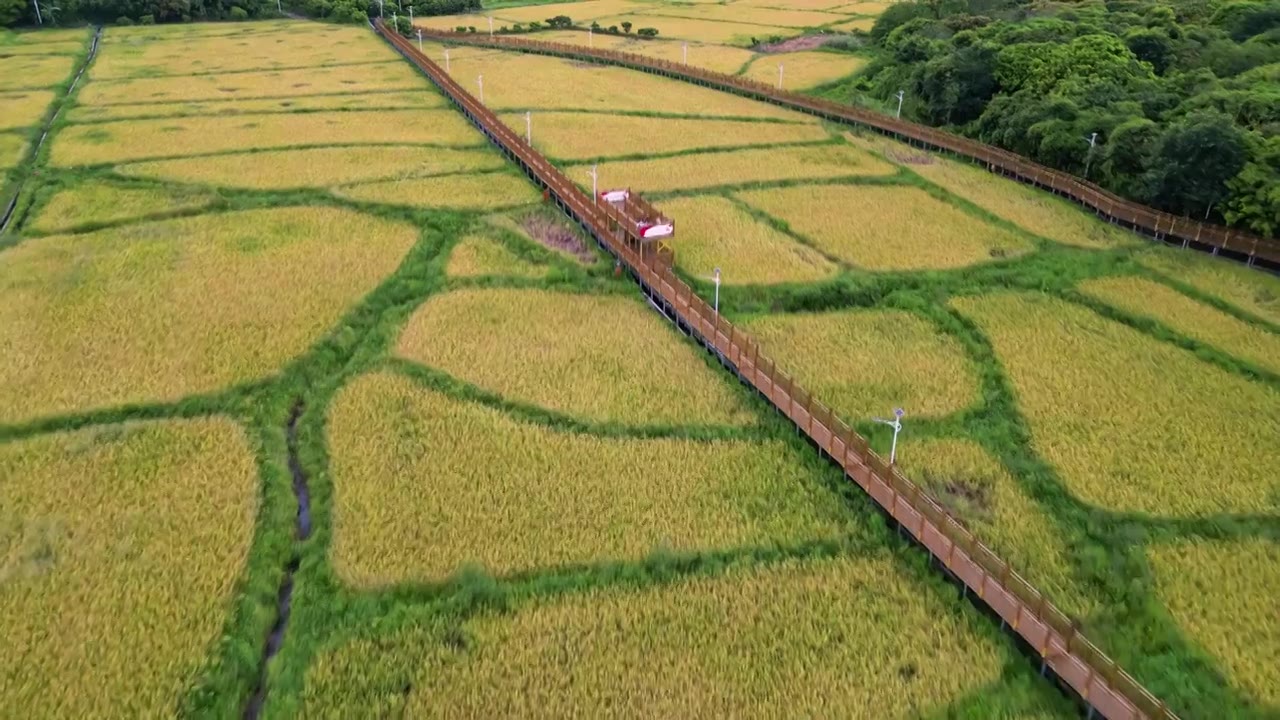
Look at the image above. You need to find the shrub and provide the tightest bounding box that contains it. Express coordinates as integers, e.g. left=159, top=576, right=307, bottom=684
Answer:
left=527, top=20, right=541, bottom=30
left=621, top=20, right=631, bottom=33
left=139, top=12, right=155, bottom=23
left=455, top=24, right=467, bottom=31
left=637, top=27, right=658, bottom=38
left=115, top=14, right=135, bottom=24
left=607, top=24, right=618, bottom=33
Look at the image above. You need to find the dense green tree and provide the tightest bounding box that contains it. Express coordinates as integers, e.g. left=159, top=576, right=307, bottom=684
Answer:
left=1225, top=134, right=1280, bottom=235
left=1144, top=111, right=1249, bottom=217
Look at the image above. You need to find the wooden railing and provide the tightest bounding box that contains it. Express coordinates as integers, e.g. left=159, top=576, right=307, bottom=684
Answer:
left=374, top=21, right=1177, bottom=720
left=413, top=28, right=1279, bottom=268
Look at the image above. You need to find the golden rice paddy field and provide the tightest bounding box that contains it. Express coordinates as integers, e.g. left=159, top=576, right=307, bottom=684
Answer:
left=0, top=133, right=29, bottom=177
left=0, top=207, right=416, bottom=424
left=740, top=307, right=979, bottom=418
left=1079, top=276, right=1280, bottom=374
left=742, top=50, right=867, bottom=89
left=431, top=42, right=809, bottom=120
left=301, top=557, right=1042, bottom=717
left=51, top=109, right=484, bottom=165
left=643, top=4, right=846, bottom=28
left=737, top=184, right=1033, bottom=270
left=394, top=287, right=755, bottom=426
left=591, top=14, right=795, bottom=44
left=532, top=30, right=757, bottom=74
left=1137, top=246, right=1280, bottom=326
left=953, top=292, right=1280, bottom=517
left=658, top=194, right=837, bottom=284
left=501, top=110, right=830, bottom=160
left=65, top=89, right=446, bottom=122
left=897, top=439, right=1096, bottom=619
left=335, top=171, right=541, bottom=210
left=77, top=61, right=422, bottom=105
left=27, top=181, right=220, bottom=233
left=326, top=372, right=850, bottom=586
left=117, top=145, right=505, bottom=190
left=91, top=23, right=398, bottom=79
left=1147, top=538, right=1280, bottom=707
left=446, top=234, right=551, bottom=279
left=0, top=417, right=257, bottom=718
left=0, top=90, right=57, bottom=131
left=0, top=54, right=77, bottom=91
left=576, top=141, right=895, bottom=193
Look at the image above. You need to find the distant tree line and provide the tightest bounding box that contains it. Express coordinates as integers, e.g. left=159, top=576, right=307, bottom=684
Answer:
left=842, top=0, right=1280, bottom=236
left=1, top=0, right=477, bottom=28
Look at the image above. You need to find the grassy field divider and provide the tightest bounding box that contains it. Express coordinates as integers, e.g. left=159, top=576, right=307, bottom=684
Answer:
left=413, top=28, right=1279, bottom=272
left=375, top=20, right=1174, bottom=720
left=1, top=26, right=101, bottom=235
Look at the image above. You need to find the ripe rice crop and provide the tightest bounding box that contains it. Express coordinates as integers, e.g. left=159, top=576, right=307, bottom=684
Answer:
left=0, top=90, right=56, bottom=130
left=28, top=181, right=219, bottom=233
left=431, top=43, right=807, bottom=121
left=911, top=157, right=1130, bottom=249
left=593, top=15, right=796, bottom=44
left=326, top=373, right=849, bottom=585
left=897, top=439, right=1095, bottom=618
left=643, top=4, right=846, bottom=27
left=492, top=0, right=645, bottom=23
left=1, top=27, right=89, bottom=45
left=1147, top=538, right=1280, bottom=707
left=105, top=19, right=297, bottom=40
left=737, top=184, right=1032, bottom=271
left=0, top=132, right=28, bottom=176
left=65, top=90, right=446, bottom=122
left=742, top=50, right=867, bottom=89
left=579, top=142, right=894, bottom=192
left=0, top=54, right=76, bottom=91
left=77, top=62, right=423, bottom=105
left=92, top=25, right=397, bottom=79
left=736, top=0, right=852, bottom=10
left=739, top=307, right=978, bottom=418
left=831, top=17, right=876, bottom=31
left=499, top=111, right=830, bottom=160
left=303, top=556, right=1006, bottom=715
left=1079, top=276, right=1280, bottom=374
left=952, top=292, right=1280, bottom=517
left=0, top=41, right=84, bottom=55
left=446, top=235, right=549, bottom=279
left=0, top=417, right=257, bottom=718
left=1136, top=248, right=1280, bottom=326
left=395, top=287, right=756, bottom=426
left=533, top=30, right=756, bottom=74
left=335, top=172, right=540, bottom=210
left=835, top=1, right=891, bottom=15
left=658, top=195, right=837, bottom=284
left=50, top=109, right=484, bottom=165
left=118, top=146, right=505, bottom=191
left=0, top=207, right=416, bottom=423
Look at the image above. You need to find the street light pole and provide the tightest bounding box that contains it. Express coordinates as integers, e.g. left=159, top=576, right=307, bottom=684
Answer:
left=895, top=90, right=905, bottom=119
left=1083, top=131, right=1098, bottom=179
left=444, top=48, right=450, bottom=71
left=408, top=5, right=413, bottom=25
left=777, top=63, right=784, bottom=89
left=525, top=111, right=531, bottom=145
left=477, top=74, right=483, bottom=103
left=713, top=268, right=721, bottom=315
left=416, top=28, right=422, bottom=51
left=31, top=0, right=42, bottom=24
left=488, top=15, right=493, bottom=36
left=682, top=42, right=688, bottom=64
left=871, top=408, right=905, bottom=465
left=589, top=27, right=593, bottom=47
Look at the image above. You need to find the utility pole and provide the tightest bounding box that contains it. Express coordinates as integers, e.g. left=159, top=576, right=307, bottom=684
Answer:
left=31, top=0, right=43, bottom=25
left=871, top=408, right=905, bottom=465
left=1083, top=131, right=1098, bottom=179
left=895, top=90, right=905, bottom=119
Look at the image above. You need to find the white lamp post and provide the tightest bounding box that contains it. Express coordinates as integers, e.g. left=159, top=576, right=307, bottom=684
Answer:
left=488, top=15, right=493, bottom=36
left=477, top=74, right=483, bottom=103
left=777, top=63, right=784, bottom=89
left=712, top=267, right=721, bottom=315
left=444, top=48, right=450, bottom=71
left=895, top=90, right=905, bottom=119
left=1083, top=131, right=1098, bottom=179
left=408, top=5, right=413, bottom=25
left=416, top=28, right=422, bottom=51
left=871, top=408, right=905, bottom=465
left=682, top=42, right=688, bottom=64
left=589, top=27, right=593, bottom=47
left=525, top=111, right=531, bottom=144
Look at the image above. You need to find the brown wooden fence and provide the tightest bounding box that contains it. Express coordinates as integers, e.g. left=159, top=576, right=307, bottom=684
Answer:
left=375, top=20, right=1178, bottom=720
left=413, top=27, right=1280, bottom=268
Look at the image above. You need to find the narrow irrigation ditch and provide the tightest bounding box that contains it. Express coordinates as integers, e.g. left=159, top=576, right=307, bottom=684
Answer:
left=0, top=26, right=102, bottom=235
left=243, top=400, right=312, bottom=720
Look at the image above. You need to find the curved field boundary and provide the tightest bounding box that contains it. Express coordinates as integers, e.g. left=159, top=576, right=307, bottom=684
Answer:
left=0, top=26, right=103, bottom=236
left=375, top=21, right=1175, bottom=720
left=414, top=28, right=1279, bottom=271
